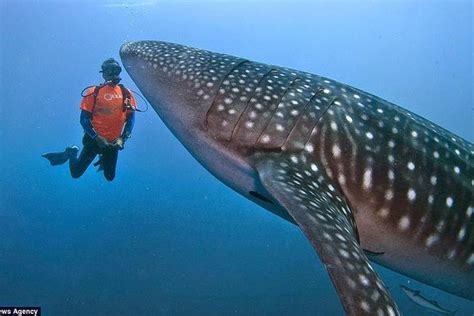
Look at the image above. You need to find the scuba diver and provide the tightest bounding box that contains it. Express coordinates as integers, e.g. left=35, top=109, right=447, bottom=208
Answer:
left=42, top=58, right=137, bottom=181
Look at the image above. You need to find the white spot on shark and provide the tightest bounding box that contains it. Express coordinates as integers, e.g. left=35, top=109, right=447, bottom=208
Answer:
left=399, top=216, right=410, bottom=230
left=332, top=145, right=341, bottom=158
left=425, top=234, right=439, bottom=247
left=363, top=169, right=372, bottom=190
left=407, top=189, right=416, bottom=201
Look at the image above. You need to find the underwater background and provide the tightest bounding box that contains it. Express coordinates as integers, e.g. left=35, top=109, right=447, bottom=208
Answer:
left=1, top=0, right=472, bottom=315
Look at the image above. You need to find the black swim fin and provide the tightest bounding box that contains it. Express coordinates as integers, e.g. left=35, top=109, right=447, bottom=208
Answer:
left=42, top=151, right=70, bottom=166
left=42, top=146, right=79, bottom=166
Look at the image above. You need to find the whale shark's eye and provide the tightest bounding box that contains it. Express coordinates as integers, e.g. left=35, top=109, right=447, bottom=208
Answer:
left=249, top=191, right=274, bottom=204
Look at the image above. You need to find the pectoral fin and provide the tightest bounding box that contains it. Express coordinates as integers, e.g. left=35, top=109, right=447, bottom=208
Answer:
left=254, top=153, right=400, bottom=316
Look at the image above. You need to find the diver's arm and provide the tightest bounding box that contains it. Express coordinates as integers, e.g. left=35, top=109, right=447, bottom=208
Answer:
left=122, top=111, right=135, bottom=141
left=80, top=110, right=97, bottom=139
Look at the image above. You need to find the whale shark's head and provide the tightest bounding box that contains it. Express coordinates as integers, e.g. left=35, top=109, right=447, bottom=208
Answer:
left=119, top=39, right=246, bottom=157
left=120, top=41, right=235, bottom=137
left=120, top=40, right=290, bottom=218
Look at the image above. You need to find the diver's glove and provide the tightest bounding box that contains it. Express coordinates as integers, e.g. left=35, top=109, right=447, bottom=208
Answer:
left=113, top=137, right=124, bottom=150
left=95, top=135, right=109, bottom=149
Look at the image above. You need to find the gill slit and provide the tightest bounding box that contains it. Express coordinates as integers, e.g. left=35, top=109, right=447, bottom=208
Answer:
left=281, top=88, right=324, bottom=149
left=204, top=59, right=249, bottom=130
left=254, top=77, right=301, bottom=145
left=303, top=95, right=338, bottom=148
left=229, top=68, right=276, bottom=142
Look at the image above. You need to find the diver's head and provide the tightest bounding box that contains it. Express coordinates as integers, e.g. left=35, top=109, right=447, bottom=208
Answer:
left=100, top=58, right=122, bottom=84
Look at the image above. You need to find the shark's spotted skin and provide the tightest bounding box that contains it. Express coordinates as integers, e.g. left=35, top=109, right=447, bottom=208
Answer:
left=120, top=40, right=473, bottom=315
left=207, top=61, right=271, bottom=141
left=306, top=85, right=474, bottom=296
left=233, top=69, right=298, bottom=146
left=255, top=153, right=399, bottom=315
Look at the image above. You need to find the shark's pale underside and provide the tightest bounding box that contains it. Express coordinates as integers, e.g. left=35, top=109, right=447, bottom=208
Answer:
left=120, top=41, right=473, bottom=315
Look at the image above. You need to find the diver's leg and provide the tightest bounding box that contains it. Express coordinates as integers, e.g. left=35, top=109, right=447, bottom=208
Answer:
left=101, top=148, right=118, bottom=181
left=69, top=135, right=98, bottom=178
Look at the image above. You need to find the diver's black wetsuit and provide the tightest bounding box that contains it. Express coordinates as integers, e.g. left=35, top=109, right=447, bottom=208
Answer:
left=70, top=134, right=118, bottom=181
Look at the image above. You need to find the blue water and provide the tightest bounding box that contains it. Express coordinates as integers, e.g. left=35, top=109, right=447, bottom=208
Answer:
left=1, top=1, right=472, bottom=315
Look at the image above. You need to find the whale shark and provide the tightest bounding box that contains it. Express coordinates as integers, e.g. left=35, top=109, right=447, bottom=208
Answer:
left=120, top=40, right=473, bottom=315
